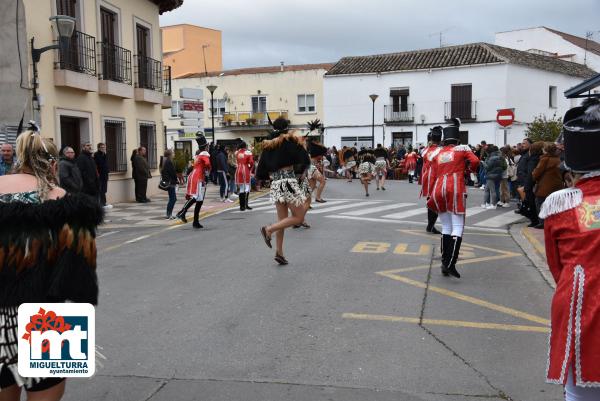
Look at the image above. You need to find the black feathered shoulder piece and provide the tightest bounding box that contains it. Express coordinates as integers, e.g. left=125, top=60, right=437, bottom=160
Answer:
left=0, top=193, right=103, bottom=306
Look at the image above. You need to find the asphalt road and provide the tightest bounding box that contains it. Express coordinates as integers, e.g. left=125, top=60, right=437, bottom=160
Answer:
left=64, top=180, right=561, bottom=401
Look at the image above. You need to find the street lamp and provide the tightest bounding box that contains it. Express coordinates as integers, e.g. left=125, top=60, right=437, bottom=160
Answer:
left=207, top=84, right=217, bottom=143
left=30, top=15, right=76, bottom=118
left=369, top=94, right=378, bottom=148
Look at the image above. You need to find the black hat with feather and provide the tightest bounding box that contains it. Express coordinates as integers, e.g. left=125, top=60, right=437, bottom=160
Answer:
left=562, top=98, right=600, bottom=173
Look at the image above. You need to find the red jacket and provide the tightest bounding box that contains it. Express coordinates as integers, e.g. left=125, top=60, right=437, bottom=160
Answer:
left=235, top=149, right=254, bottom=185
left=404, top=152, right=418, bottom=171
left=541, top=173, right=600, bottom=386
left=420, top=144, right=443, bottom=197
left=427, top=145, right=479, bottom=214
left=186, top=151, right=211, bottom=196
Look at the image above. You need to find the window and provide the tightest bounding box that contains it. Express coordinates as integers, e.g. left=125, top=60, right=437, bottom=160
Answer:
left=297, top=94, right=316, bottom=113
left=549, top=86, right=557, bottom=108
left=104, top=120, right=127, bottom=172
left=390, top=88, right=409, bottom=113
left=171, top=100, right=183, bottom=118
left=449, top=84, right=473, bottom=120
left=139, top=123, right=157, bottom=169
left=210, top=99, right=226, bottom=116
left=251, top=96, right=267, bottom=114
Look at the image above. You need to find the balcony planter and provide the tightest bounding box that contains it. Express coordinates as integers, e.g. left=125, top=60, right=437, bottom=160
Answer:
left=246, top=118, right=257, bottom=126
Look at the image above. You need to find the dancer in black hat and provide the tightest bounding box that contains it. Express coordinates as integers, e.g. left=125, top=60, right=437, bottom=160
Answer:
left=258, top=117, right=311, bottom=265
left=420, top=126, right=443, bottom=234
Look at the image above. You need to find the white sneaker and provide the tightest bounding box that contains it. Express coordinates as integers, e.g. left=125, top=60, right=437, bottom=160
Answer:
left=496, top=202, right=505, bottom=207
left=485, top=204, right=497, bottom=210
left=224, top=198, right=234, bottom=203
left=230, top=193, right=239, bottom=199
left=103, top=204, right=113, bottom=209
left=481, top=203, right=489, bottom=208
left=480, top=185, right=486, bottom=190
left=501, top=202, right=511, bottom=208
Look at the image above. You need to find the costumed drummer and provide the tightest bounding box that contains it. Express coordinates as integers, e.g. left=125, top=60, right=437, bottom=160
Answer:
left=427, top=118, right=479, bottom=278
left=235, top=140, right=254, bottom=211
left=420, top=126, right=443, bottom=234
left=539, top=98, right=600, bottom=401
left=176, top=134, right=211, bottom=229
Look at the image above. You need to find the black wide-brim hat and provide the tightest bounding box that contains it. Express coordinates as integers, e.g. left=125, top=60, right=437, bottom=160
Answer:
left=562, top=98, right=600, bottom=173
left=430, top=125, right=443, bottom=140
left=196, top=133, right=208, bottom=149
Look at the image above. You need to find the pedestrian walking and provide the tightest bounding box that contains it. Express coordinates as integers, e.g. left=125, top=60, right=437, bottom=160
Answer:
left=76, top=142, right=100, bottom=200
left=420, top=126, right=443, bottom=234
left=176, top=135, right=211, bottom=228
left=481, top=145, right=506, bottom=209
left=258, top=117, right=311, bottom=265
left=132, top=147, right=151, bottom=203
left=160, top=149, right=178, bottom=219
left=0, top=143, right=15, bottom=176
left=235, top=141, right=254, bottom=211
left=94, top=143, right=111, bottom=208
left=0, top=127, right=101, bottom=400
left=58, top=146, right=82, bottom=193
left=539, top=98, right=600, bottom=400
left=427, top=118, right=480, bottom=278
left=373, top=144, right=389, bottom=190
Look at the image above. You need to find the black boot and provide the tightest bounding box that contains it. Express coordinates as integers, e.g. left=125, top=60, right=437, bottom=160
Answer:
left=193, top=201, right=203, bottom=229
left=245, top=192, right=252, bottom=210
left=426, top=209, right=441, bottom=234
left=176, top=198, right=196, bottom=223
left=440, top=234, right=452, bottom=276
left=446, top=236, right=463, bottom=278
left=239, top=193, right=246, bottom=211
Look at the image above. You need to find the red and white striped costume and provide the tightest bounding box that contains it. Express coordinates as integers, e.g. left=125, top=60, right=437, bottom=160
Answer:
left=235, top=149, right=254, bottom=186
left=404, top=152, right=418, bottom=173
left=427, top=145, right=479, bottom=214
left=420, top=144, right=443, bottom=197
left=541, top=173, right=600, bottom=386
left=186, top=151, right=211, bottom=199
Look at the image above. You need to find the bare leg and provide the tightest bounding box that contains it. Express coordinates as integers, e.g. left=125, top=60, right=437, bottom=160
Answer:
left=380, top=170, right=386, bottom=189
left=273, top=202, right=288, bottom=256
left=315, top=172, right=326, bottom=200
left=27, top=380, right=66, bottom=401
left=0, top=384, right=21, bottom=401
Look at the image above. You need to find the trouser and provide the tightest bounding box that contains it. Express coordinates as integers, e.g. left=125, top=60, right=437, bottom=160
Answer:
left=535, top=196, right=546, bottom=225
left=439, top=212, right=464, bottom=237
left=217, top=170, right=229, bottom=198
left=484, top=178, right=499, bottom=205
left=499, top=179, right=510, bottom=203
left=166, top=186, right=177, bottom=216
left=565, top=369, right=600, bottom=401
left=134, top=178, right=148, bottom=201
left=99, top=177, right=108, bottom=205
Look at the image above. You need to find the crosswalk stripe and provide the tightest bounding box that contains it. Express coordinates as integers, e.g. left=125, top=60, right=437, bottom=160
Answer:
left=465, top=207, right=488, bottom=219
left=248, top=200, right=273, bottom=207
left=474, top=210, right=526, bottom=228
left=242, top=200, right=349, bottom=213
left=309, top=201, right=380, bottom=214
left=382, top=208, right=426, bottom=220
left=341, top=203, right=416, bottom=216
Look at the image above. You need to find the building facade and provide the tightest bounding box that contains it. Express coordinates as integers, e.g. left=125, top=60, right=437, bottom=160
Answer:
left=323, top=43, right=595, bottom=149
left=164, top=63, right=333, bottom=155
left=162, top=24, right=222, bottom=79
left=17, top=0, right=182, bottom=202
left=495, top=27, right=600, bottom=73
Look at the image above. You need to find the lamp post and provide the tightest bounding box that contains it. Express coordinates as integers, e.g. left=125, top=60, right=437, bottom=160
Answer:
left=30, top=15, right=76, bottom=121
left=369, top=94, right=378, bottom=148
left=206, top=84, right=217, bottom=143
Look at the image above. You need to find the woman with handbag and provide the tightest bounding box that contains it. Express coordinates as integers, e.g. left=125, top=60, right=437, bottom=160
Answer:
left=160, top=149, right=178, bottom=219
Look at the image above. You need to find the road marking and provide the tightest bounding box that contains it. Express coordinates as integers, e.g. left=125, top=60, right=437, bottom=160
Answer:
left=474, top=210, right=526, bottom=228
left=309, top=201, right=380, bottom=214
left=465, top=207, right=488, bottom=219
left=326, top=215, right=509, bottom=233
left=393, top=243, right=432, bottom=256
left=342, top=313, right=549, bottom=333
left=351, top=242, right=390, bottom=253
left=248, top=200, right=274, bottom=207
left=521, top=227, right=546, bottom=258
left=382, top=208, right=425, bottom=220
left=124, top=235, right=150, bottom=244
left=97, top=231, right=120, bottom=239
left=376, top=272, right=549, bottom=325
left=242, top=200, right=349, bottom=213
left=341, top=203, right=416, bottom=216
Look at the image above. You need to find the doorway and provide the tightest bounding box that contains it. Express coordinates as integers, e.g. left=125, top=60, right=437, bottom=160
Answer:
left=60, top=116, right=81, bottom=155
left=392, top=132, right=412, bottom=148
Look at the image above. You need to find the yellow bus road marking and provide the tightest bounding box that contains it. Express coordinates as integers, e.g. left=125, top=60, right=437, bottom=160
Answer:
left=521, top=227, right=547, bottom=258
left=380, top=252, right=522, bottom=275
left=342, top=313, right=549, bottom=333
left=393, top=243, right=432, bottom=256
left=375, top=273, right=549, bottom=325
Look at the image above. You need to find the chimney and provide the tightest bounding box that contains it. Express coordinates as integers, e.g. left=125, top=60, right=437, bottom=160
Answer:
left=280, top=61, right=284, bottom=72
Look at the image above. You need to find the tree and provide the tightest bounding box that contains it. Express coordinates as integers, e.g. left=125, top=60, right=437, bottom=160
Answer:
left=524, top=114, right=563, bottom=143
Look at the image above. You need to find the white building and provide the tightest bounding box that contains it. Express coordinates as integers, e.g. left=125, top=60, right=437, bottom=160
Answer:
left=323, top=43, right=595, bottom=149
left=495, top=27, right=600, bottom=72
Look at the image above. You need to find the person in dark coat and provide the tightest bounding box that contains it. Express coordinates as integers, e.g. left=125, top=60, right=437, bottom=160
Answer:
left=58, top=146, right=82, bottom=193
left=75, top=142, right=99, bottom=199
left=532, top=142, right=563, bottom=229
left=524, top=141, right=544, bottom=227
left=160, top=149, right=178, bottom=218
left=132, top=147, right=151, bottom=202
left=515, top=138, right=532, bottom=214
left=94, top=143, right=111, bottom=207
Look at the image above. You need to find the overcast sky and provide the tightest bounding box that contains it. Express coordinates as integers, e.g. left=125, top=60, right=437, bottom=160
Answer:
left=159, top=0, right=600, bottom=70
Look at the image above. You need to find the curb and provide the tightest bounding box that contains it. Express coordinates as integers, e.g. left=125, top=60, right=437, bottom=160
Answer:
left=508, top=223, right=555, bottom=289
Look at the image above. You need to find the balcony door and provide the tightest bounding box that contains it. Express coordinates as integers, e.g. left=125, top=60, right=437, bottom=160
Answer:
left=100, top=8, right=118, bottom=81
left=450, top=84, right=472, bottom=120
left=136, top=24, right=151, bottom=89
left=56, top=0, right=80, bottom=71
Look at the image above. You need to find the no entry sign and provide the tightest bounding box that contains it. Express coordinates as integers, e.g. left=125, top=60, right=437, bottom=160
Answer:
left=496, top=108, right=515, bottom=127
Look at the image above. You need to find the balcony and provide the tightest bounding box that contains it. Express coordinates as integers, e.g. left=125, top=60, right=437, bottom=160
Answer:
left=384, top=104, right=414, bottom=124
left=97, top=42, right=133, bottom=99
left=161, top=66, right=172, bottom=109
left=444, top=101, right=477, bottom=121
left=134, top=54, right=163, bottom=104
left=219, top=110, right=289, bottom=130
left=54, top=30, right=98, bottom=92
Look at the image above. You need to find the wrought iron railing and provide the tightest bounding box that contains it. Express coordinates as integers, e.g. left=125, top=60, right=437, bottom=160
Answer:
left=56, top=30, right=96, bottom=76
left=219, top=110, right=289, bottom=127
left=163, top=66, right=172, bottom=96
left=384, top=104, right=414, bottom=123
left=135, top=54, right=162, bottom=92
left=444, top=101, right=477, bottom=121
left=104, top=120, right=127, bottom=172
left=97, top=42, right=132, bottom=85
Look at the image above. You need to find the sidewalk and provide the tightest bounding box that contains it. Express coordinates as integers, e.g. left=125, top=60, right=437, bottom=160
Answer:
left=510, top=222, right=555, bottom=288
left=102, top=184, right=268, bottom=229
